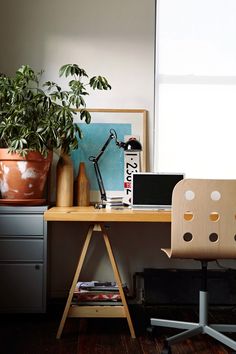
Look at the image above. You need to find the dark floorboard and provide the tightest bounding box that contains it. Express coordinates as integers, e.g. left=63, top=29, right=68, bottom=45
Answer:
left=1, top=303, right=236, bottom=354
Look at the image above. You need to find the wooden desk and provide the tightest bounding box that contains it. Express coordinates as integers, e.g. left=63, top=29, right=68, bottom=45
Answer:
left=44, top=206, right=171, bottom=339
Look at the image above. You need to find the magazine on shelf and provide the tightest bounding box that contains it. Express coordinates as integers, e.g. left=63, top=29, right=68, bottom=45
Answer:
left=74, top=281, right=129, bottom=303
left=76, top=281, right=127, bottom=292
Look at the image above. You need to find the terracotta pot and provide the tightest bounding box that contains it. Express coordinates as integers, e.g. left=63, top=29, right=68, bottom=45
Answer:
left=0, top=149, right=53, bottom=199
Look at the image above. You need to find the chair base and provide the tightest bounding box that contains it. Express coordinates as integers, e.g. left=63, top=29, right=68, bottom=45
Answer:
left=150, top=291, right=236, bottom=351
left=151, top=318, right=236, bottom=350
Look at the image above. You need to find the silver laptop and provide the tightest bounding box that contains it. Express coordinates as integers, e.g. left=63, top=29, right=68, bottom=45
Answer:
left=131, top=172, right=184, bottom=210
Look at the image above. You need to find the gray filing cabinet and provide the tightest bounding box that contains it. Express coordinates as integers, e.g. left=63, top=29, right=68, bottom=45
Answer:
left=0, top=206, right=48, bottom=313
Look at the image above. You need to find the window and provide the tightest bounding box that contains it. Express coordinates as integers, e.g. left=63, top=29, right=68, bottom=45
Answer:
left=155, top=0, right=236, bottom=178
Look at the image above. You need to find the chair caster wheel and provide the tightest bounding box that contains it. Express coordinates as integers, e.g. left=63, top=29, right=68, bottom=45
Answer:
left=146, top=325, right=156, bottom=338
left=161, top=342, right=172, bottom=354
left=147, top=326, right=154, bottom=334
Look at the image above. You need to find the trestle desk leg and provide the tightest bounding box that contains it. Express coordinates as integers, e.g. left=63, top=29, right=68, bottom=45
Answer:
left=56, top=224, right=94, bottom=339
left=100, top=223, right=136, bottom=338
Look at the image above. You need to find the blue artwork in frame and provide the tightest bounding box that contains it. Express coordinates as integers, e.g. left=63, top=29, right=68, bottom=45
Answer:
left=72, top=109, right=147, bottom=202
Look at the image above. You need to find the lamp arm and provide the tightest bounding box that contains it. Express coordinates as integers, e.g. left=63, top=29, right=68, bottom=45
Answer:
left=94, top=129, right=117, bottom=163
left=93, top=160, right=107, bottom=203
left=89, top=129, right=117, bottom=206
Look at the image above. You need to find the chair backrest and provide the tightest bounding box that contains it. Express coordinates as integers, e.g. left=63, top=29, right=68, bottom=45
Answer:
left=169, top=179, right=236, bottom=260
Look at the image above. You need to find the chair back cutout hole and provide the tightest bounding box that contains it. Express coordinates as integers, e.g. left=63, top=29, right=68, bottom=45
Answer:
left=209, top=212, right=220, bottom=222
left=209, top=233, right=218, bottom=242
left=185, top=190, right=195, bottom=201
left=183, top=232, right=193, bottom=242
left=184, top=212, right=194, bottom=221
left=211, top=190, right=221, bottom=201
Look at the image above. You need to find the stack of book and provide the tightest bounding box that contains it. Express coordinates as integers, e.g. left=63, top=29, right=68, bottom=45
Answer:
left=74, top=281, right=128, bottom=305
left=103, top=196, right=124, bottom=209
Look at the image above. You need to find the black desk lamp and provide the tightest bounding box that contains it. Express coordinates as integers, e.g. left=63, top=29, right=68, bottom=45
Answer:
left=89, top=129, right=142, bottom=208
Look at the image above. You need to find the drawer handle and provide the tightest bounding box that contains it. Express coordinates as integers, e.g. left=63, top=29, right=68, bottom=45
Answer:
left=35, top=265, right=40, bottom=270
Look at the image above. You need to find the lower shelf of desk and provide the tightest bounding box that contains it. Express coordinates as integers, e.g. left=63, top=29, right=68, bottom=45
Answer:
left=68, top=304, right=126, bottom=318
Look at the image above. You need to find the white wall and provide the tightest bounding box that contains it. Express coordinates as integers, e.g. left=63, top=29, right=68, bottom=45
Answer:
left=1, top=0, right=226, bottom=298
left=1, top=0, right=155, bottom=167
left=1, top=0, right=167, bottom=297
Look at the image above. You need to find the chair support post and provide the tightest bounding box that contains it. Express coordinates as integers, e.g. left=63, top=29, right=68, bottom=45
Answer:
left=199, top=261, right=208, bottom=326
left=199, top=291, right=208, bottom=326
left=201, top=261, right=208, bottom=292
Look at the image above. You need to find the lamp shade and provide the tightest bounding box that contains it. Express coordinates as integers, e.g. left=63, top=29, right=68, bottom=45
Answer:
left=123, top=138, right=142, bottom=151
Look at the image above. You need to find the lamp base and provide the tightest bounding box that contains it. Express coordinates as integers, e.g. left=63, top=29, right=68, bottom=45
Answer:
left=94, top=202, right=106, bottom=209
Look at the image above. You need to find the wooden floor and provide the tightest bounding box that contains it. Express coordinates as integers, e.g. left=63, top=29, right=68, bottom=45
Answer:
left=1, top=303, right=236, bottom=354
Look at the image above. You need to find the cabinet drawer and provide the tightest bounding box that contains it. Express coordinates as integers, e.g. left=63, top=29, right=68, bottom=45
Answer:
left=0, top=263, right=45, bottom=312
left=0, top=239, right=44, bottom=261
left=0, top=214, right=44, bottom=236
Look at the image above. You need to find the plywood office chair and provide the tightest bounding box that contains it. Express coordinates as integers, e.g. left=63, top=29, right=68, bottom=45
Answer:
left=150, top=179, right=236, bottom=354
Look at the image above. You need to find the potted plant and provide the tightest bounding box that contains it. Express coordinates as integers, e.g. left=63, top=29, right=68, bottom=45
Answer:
left=0, top=64, right=111, bottom=202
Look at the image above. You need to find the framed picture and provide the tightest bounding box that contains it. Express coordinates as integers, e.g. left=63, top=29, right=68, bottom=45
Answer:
left=71, top=109, right=147, bottom=203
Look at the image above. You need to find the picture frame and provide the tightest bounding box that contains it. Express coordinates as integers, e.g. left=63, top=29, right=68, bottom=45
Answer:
left=72, top=109, right=147, bottom=203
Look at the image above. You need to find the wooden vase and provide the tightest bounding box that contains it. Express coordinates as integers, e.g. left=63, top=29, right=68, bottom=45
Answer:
left=56, top=152, right=74, bottom=207
left=76, top=162, right=90, bottom=206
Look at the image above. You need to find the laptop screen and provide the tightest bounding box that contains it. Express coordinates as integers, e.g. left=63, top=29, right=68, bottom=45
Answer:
left=132, top=173, right=184, bottom=209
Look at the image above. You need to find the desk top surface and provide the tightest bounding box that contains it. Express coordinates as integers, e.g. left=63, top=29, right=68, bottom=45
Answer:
left=44, top=206, right=171, bottom=223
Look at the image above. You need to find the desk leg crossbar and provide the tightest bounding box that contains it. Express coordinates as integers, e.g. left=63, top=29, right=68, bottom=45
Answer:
left=56, top=223, right=135, bottom=339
